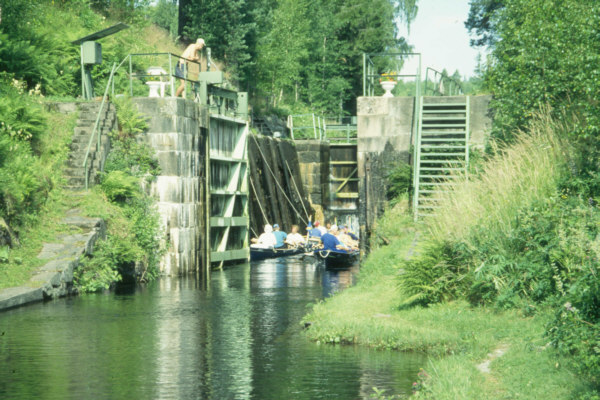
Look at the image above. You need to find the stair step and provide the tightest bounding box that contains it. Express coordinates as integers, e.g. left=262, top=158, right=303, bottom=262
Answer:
left=419, top=182, right=458, bottom=187
left=64, top=167, right=86, bottom=175
left=421, top=124, right=467, bottom=128
left=420, top=174, right=461, bottom=179
left=65, top=176, right=86, bottom=186
left=422, top=109, right=467, bottom=114
left=421, top=131, right=467, bottom=135
left=421, top=138, right=466, bottom=142
left=420, top=167, right=466, bottom=171
left=421, top=145, right=466, bottom=149
left=422, top=116, right=466, bottom=121
left=420, top=160, right=465, bottom=164
left=420, top=152, right=466, bottom=156
left=423, top=103, right=466, bottom=107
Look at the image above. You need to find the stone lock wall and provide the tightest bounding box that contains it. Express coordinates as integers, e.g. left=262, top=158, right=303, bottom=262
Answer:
left=133, top=98, right=210, bottom=276
left=295, top=140, right=330, bottom=223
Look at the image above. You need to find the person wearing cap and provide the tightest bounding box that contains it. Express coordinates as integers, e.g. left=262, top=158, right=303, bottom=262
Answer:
left=309, top=221, right=323, bottom=238
left=272, top=224, right=287, bottom=248
left=175, top=38, right=205, bottom=97
left=285, top=225, right=305, bottom=247
left=251, top=224, right=277, bottom=248
left=320, top=225, right=350, bottom=252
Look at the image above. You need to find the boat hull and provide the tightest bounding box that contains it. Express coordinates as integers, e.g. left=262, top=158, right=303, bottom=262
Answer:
left=316, top=250, right=359, bottom=268
left=250, top=246, right=304, bottom=261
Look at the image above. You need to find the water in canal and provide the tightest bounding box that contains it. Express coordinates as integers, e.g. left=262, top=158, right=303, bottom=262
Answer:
left=0, top=257, right=424, bottom=399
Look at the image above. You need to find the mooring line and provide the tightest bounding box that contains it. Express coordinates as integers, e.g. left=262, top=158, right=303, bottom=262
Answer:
left=249, top=175, right=269, bottom=225
left=285, top=160, right=310, bottom=221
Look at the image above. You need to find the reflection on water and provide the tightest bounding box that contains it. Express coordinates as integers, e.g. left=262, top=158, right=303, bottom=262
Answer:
left=0, top=257, right=424, bottom=399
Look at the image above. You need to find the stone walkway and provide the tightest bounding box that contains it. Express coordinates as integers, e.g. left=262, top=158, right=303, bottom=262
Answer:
left=0, top=209, right=105, bottom=311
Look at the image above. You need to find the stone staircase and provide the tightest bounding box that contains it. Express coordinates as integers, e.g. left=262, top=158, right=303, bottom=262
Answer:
left=63, top=102, right=116, bottom=190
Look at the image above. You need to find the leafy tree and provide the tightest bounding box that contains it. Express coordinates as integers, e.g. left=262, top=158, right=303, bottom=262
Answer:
left=180, top=0, right=416, bottom=113
left=485, top=0, right=600, bottom=144
left=465, top=0, right=505, bottom=47
left=150, top=0, right=178, bottom=37
left=180, top=0, right=256, bottom=84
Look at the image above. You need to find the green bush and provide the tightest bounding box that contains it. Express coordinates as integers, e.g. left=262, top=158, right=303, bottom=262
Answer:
left=74, top=237, right=125, bottom=292
left=386, top=162, right=412, bottom=205
left=100, top=170, right=140, bottom=202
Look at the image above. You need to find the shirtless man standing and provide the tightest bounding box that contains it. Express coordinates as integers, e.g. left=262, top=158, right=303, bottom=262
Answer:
left=175, top=38, right=205, bottom=97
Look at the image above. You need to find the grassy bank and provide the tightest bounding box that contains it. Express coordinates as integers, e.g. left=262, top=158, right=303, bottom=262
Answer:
left=303, top=210, right=592, bottom=399
left=303, top=115, right=600, bottom=398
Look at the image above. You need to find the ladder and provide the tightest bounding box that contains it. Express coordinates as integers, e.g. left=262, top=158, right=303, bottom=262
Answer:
left=413, top=97, right=470, bottom=220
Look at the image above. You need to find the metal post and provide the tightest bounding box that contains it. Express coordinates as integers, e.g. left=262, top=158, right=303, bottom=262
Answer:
left=128, top=54, right=133, bottom=96
left=363, top=53, right=366, bottom=96
left=312, top=113, right=317, bottom=139
left=207, top=47, right=212, bottom=71
left=169, top=53, right=174, bottom=97
left=290, top=115, right=294, bottom=140
left=465, top=95, right=471, bottom=182
left=80, top=44, right=85, bottom=99
left=318, top=116, right=322, bottom=140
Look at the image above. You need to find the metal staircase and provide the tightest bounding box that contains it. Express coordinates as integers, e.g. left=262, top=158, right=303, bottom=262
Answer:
left=413, top=97, right=470, bottom=220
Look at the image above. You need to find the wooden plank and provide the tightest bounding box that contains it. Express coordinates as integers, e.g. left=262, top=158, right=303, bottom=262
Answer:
left=336, top=192, right=359, bottom=198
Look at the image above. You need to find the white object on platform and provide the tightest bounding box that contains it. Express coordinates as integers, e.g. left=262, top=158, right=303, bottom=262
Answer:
left=380, top=80, right=397, bottom=98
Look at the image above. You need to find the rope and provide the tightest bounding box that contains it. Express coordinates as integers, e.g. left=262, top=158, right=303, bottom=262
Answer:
left=249, top=176, right=269, bottom=225
left=250, top=134, right=308, bottom=225
left=318, top=250, right=331, bottom=258
left=285, top=160, right=310, bottom=221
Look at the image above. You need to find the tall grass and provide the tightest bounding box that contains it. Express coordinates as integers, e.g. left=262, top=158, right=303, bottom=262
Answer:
left=399, top=111, right=571, bottom=307
left=429, top=111, right=567, bottom=246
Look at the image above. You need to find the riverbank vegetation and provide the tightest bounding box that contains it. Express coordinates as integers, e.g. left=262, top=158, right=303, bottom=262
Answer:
left=306, top=0, right=600, bottom=398
left=0, top=2, right=174, bottom=290
left=74, top=98, right=163, bottom=291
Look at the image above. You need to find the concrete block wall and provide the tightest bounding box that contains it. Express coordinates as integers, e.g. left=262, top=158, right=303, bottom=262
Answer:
left=133, top=97, right=209, bottom=276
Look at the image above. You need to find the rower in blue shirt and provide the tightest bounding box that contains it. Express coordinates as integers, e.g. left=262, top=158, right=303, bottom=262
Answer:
left=272, top=224, right=287, bottom=248
left=320, top=225, right=350, bottom=252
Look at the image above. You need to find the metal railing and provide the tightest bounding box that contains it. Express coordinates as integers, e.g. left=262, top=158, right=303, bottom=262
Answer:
left=424, top=67, right=464, bottom=96
left=288, top=114, right=357, bottom=142
left=362, top=52, right=422, bottom=99
left=82, top=62, right=117, bottom=189
left=114, top=50, right=246, bottom=118
left=81, top=48, right=248, bottom=190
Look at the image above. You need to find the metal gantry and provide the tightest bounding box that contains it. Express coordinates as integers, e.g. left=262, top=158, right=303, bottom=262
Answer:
left=208, top=115, right=250, bottom=268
